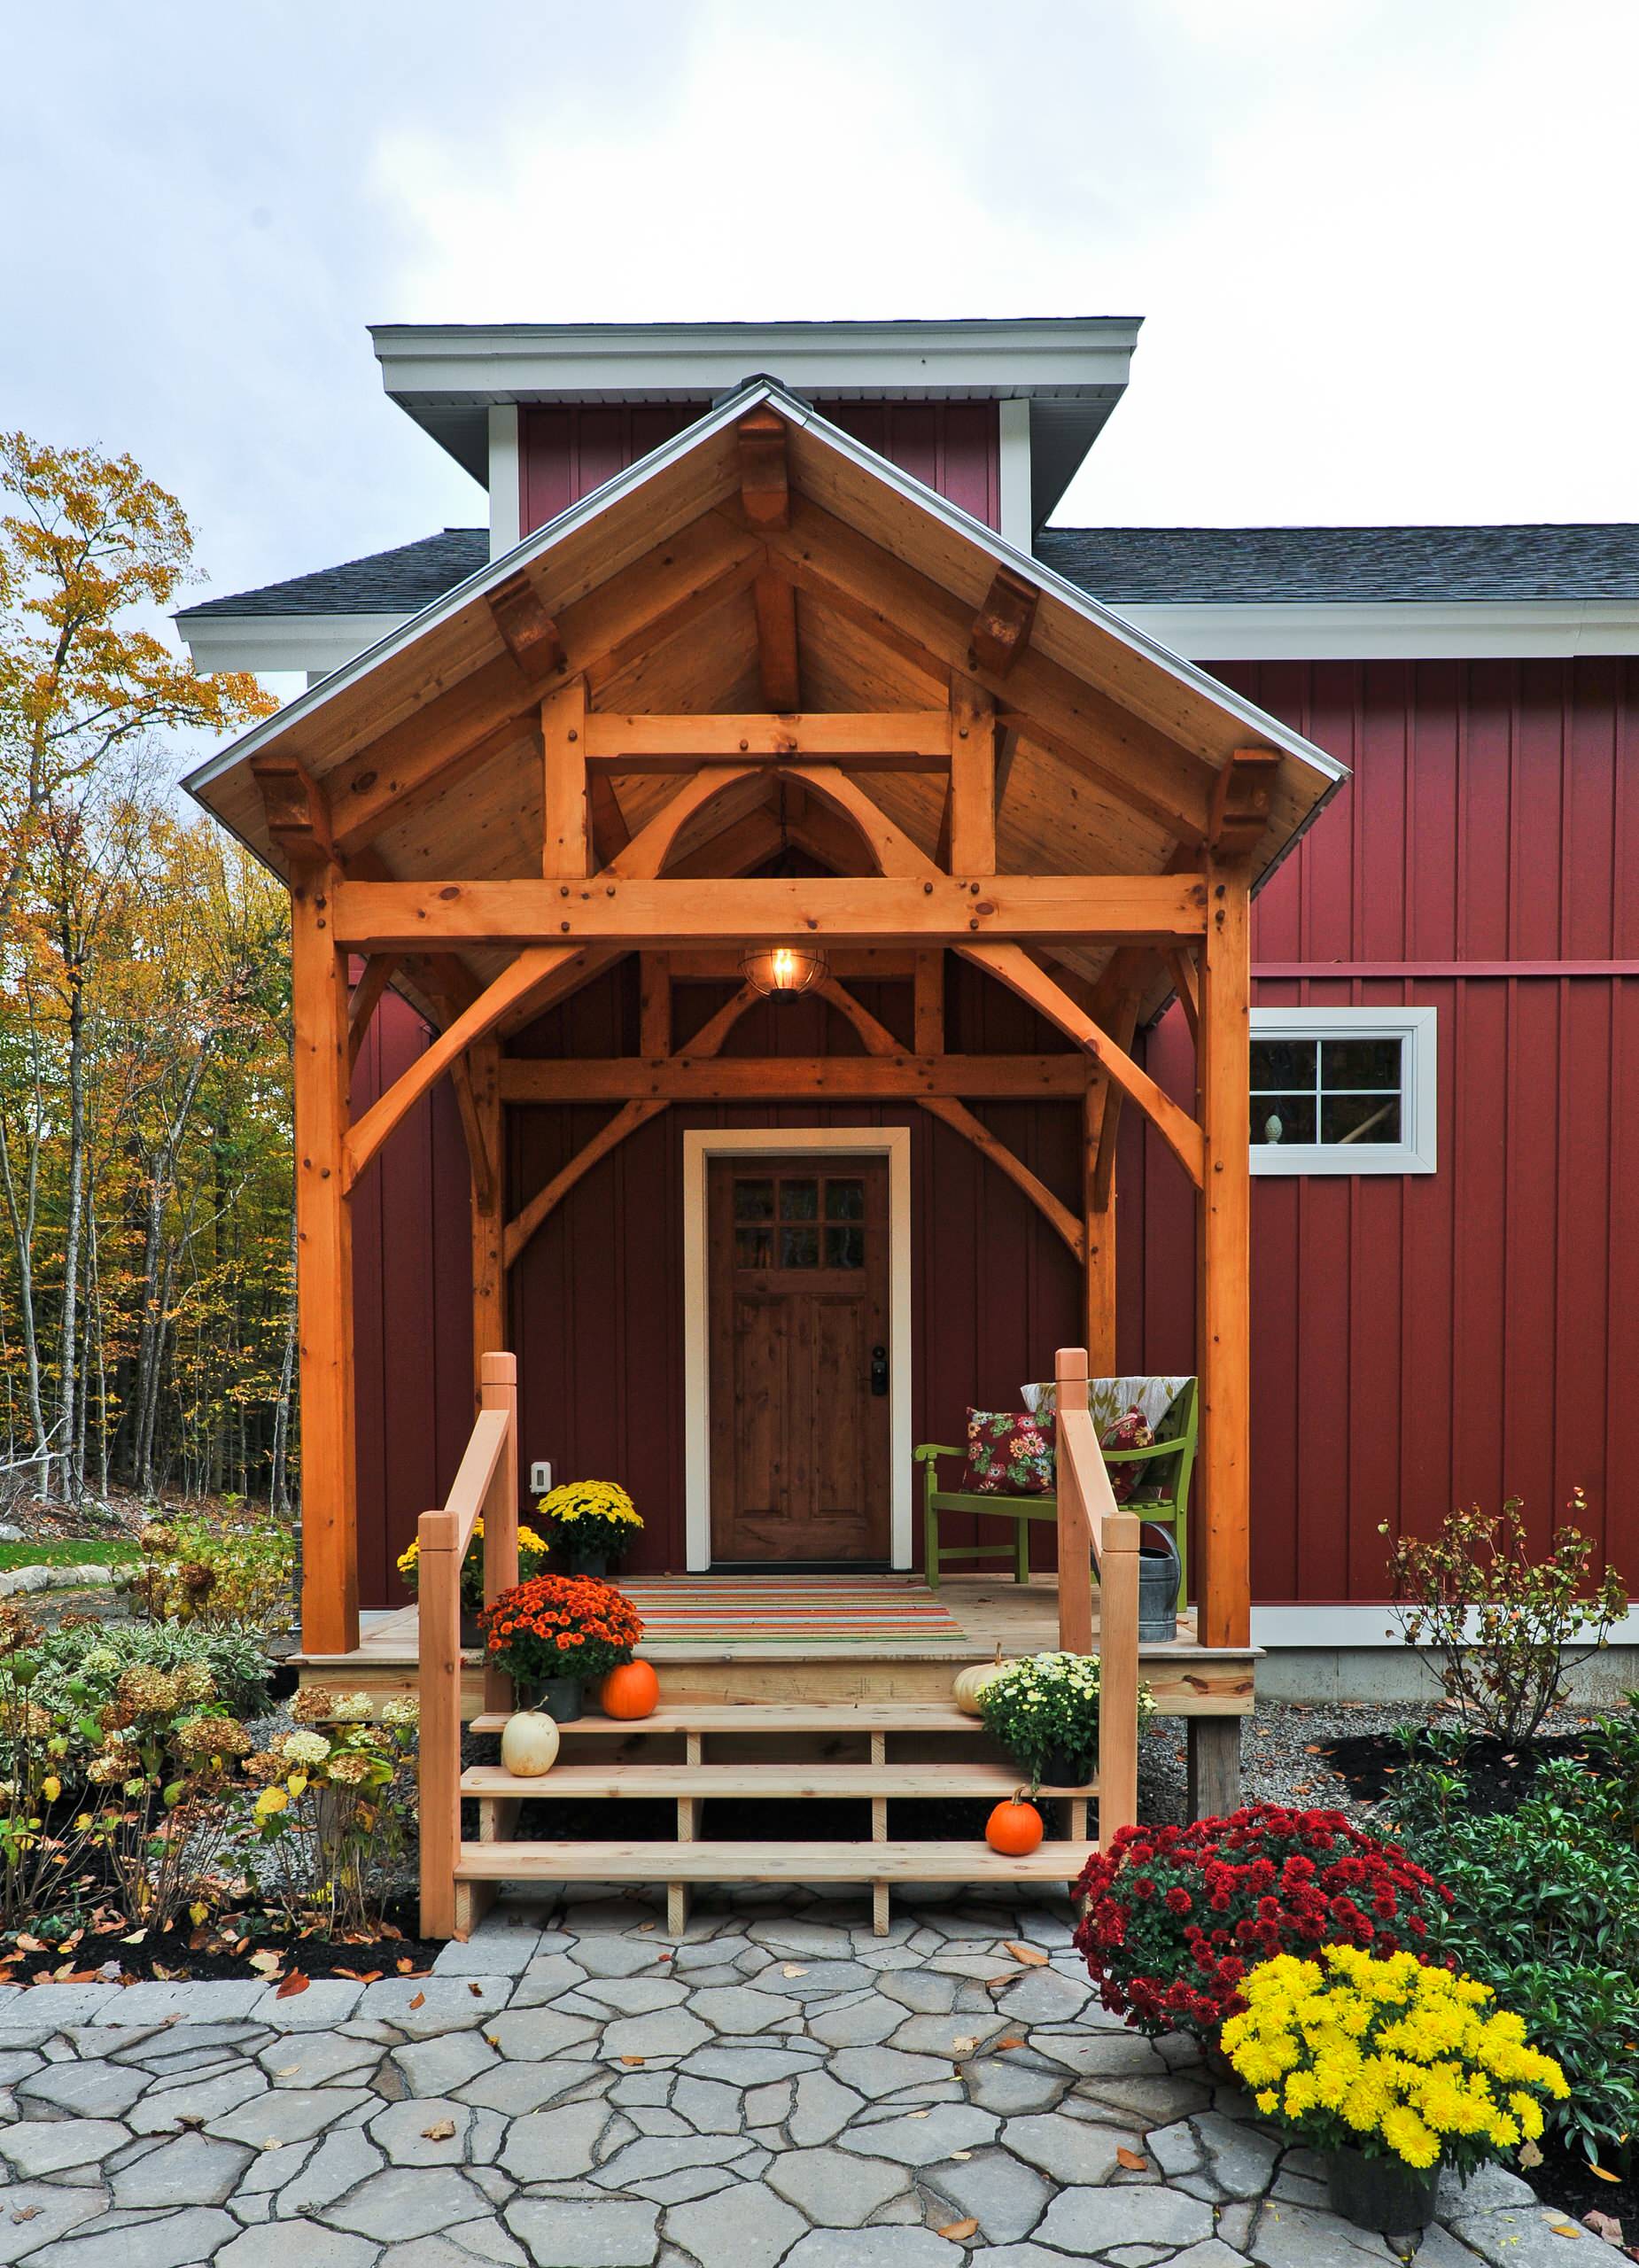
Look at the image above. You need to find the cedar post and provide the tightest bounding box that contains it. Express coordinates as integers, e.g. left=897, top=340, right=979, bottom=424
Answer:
left=468, top=1039, right=506, bottom=1394
left=1197, top=858, right=1252, bottom=1651
left=290, top=854, right=360, bottom=1658
left=1083, top=1080, right=1117, bottom=1376
left=1054, top=1347, right=1094, bottom=1654
left=480, top=1351, right=519, bottom=1716
left=416, top=1503, right=460, bottom=1939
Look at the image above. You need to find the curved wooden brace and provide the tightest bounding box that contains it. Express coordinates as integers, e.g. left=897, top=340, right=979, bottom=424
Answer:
left=815, top=976, right=1084, bottom=1262
left=502, top=983, right=762, bottom=1269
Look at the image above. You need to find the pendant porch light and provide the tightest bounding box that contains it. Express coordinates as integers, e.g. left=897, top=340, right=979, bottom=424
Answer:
left=739, top=943, right=830, bottom=997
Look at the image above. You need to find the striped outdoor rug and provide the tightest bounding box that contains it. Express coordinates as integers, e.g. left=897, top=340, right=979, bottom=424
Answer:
left=618, top=1576, right=965, bottom=1650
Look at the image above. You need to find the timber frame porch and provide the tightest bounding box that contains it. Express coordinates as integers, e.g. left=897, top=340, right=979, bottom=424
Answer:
left=187, top=377, right=1345, bottom=1846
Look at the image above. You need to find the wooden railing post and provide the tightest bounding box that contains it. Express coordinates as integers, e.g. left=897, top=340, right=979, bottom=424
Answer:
left=480, top=1352, right=518, bottom=1717
left=417, top=1505, right=461, bottom=1940
left=1096, top=1496, right=1142, bottom=1844
left=1055, top=1347, right=1093, bottom=1654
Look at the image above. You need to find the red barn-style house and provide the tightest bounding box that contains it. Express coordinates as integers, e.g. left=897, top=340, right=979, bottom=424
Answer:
left=183, top=319, right=1638, bottom=1935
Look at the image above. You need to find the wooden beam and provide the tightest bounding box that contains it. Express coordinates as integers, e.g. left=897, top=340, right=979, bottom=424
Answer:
left=737, top=406, right=789, bottom=530
left=969, top=567, right=1038, bottom=680
left=1209, top=748, right=1283, bottom=859
left=252, top=754, right=333, bottom=869
left=497, top=1053, right=1089, bottom=1101
left=487, top=570, right=565, bottom=679
left=587, top=771, right=631, bottom=864
left=667, top=948, right=920, bottom=981
left=1083, top=1077, right=1116, bottom=1373
left=1166, top=947, right=1200, bottom=1042
left=1091, top=990, right=1140, bottom=1214
left=541, top=677, right=589, bottom=878
left=582, top=711, right=952, bottom=765
left=818, top=978, right=1083, bottom=1260
left=639, top=953, right=670, bottom=1056
left=958, top=943, right=1205, bottom=1188
left=752, top=568, right=801, bottom=711
left=1198, top=858, right=1252, bottom=1650
left=346, top=953, right=400, bottom=1070
left=503, top=983, right=761, bottom=1269
left=331, top=873, right=1210, bottom=952
left=289, top=854, right=359, bottom=1657
left=766, top=498, right=1216, bottom=845
left=462, top=1040, right=506, bottom=1396
left=948, top=676, right=997, bottom=874
left=913, top=953, right=944, bottom=1053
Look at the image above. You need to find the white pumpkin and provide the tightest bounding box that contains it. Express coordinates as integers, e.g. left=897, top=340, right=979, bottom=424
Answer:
left=500, top=1710, right=561, bottom=1777
left=952, top=1646, right=1011, bottom=1718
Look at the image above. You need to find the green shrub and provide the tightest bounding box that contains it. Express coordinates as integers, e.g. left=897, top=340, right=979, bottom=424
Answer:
left=1393, top=1767, right=1639, bottom=2166
left=130, top=1511, right=295, bottom=1633
left=18, top=1620, right=273, bottom=1769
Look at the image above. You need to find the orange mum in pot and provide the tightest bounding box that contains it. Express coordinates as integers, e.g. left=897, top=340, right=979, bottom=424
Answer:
left=478, top=1573, right=645, bottom=1689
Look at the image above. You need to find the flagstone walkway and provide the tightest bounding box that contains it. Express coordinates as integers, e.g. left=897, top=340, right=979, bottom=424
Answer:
left=0, top=1890, right=1589, bottom=2267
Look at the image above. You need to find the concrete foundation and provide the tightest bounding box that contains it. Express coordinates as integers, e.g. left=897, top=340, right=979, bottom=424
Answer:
left=1256, top=1643, right=1639, bottom=1708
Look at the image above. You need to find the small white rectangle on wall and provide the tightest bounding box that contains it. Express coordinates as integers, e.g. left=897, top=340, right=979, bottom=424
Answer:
left=529, top=1460, right=552, bottom=1495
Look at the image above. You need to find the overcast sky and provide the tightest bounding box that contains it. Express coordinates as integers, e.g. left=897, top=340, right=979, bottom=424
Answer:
left=5, top=0, right=1637, bottom=670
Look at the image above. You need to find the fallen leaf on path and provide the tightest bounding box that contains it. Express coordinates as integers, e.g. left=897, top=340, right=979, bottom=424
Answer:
left=248, top=1951, right=283, bottom=1977
left=1004, top=1943, right=1048, bottom=1966
left=1116, top=2148, right=1148, bottom=2171
left=907, top=2109, right=930, bottom=2119
left=467, top=1982, right=484, bottom=1997
left=952, top=2039, right=978, bottom=2056
left=274, top=2066, right=300, bottom=2078
left=174, top=2115, right=204, bottom=2131
left=11, top=2209, right=39, bottom=2225
left=408, top=1991, right=425, bottom=2009
left=937, top=2221, right=979, bottom=2242
left=619, top=2055, right=645, bottom=2067
left=1583, top=2210, right=1623, bottom=2243
left=1589, top=2165, right=1620, bottom=2183
left=275, top=1972, right=310, bottom=2000
left=950, top=2148, right=973, bottom=2161
left=1546, top=2224, right=1583, bottom=2239
left=995, top=2036, right=1025, bottom=2052
left=422, top=2119, right=457, bottom=2141
left=781, top=1965, right=808, bottom=1977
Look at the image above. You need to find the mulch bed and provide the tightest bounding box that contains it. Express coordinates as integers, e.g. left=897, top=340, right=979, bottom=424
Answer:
left=0, top=1898, right=443, bottom=1988
left=1320, top=1726, right=1596, bottom=1813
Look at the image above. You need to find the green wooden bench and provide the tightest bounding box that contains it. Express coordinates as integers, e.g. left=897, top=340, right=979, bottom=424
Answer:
left=915, top=1376, right=1199, bottom=1602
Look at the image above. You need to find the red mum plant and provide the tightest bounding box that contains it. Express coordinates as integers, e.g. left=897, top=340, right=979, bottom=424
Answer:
left=478, top=1573, right=644, bottom=1689
left=1072, top=1805, right=1452, bottom=2038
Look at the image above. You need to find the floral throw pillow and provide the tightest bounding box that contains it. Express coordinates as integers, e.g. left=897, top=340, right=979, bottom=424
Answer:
left=1099, top=1406, right=1153, bottom=1503
left=962, top=1409, right=1055, bottom=1496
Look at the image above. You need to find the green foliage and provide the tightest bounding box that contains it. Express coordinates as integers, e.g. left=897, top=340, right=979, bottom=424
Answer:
left=0, top=1540, right=139, bottom=1572
left=1383, top=1493, right=1628, bottom=1748
left=131, top=1511, right=294, bottom=1633
left=30, top=1617, right=272, bottom=1728
left=1391, top=1743, right=1639, bottom=2168
left=244, top=1687, right=419, bottom=1935
left=977, top=1651, right=1153, bottom=1790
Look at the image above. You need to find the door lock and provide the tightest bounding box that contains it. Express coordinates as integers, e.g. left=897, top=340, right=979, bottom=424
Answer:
left=870, top=1344, right=889, bottom=1397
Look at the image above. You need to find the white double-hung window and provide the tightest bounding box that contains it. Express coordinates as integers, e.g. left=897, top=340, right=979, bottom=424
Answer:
left=1248, top=1006, right=1437, bottom=1175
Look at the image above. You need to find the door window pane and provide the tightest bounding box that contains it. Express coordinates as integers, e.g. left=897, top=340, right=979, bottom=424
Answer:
left=780, top=1179, right=820, bottom=1221
left=825, top=1224, right=865, bottom=1269
left=733, top=1179, right=774, bottom=1223
left=734, top=1227, right=773, bottom=1268
left=826, top=1177, right=866, bottom=1220
left=780, top=1225, right=820, bottom=1268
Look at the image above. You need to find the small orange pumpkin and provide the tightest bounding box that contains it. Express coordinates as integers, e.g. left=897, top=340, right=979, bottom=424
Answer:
left=601, top=1659, right=659, bottom=1720
left=985, top=1791, right=1045, bottom=1857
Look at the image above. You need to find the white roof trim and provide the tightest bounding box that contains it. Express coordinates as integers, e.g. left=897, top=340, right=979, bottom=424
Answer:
left=369, top=316, right=1142, bottom=403
left=184, top=378, right=1345, bottom=806
left=1111, top=597, right=1639, bottom=661
left=182, top=612, right=410, bottom=677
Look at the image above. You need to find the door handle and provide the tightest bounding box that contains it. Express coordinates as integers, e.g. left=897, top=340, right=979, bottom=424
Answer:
left=870, top=1344, right=889, bottom=1397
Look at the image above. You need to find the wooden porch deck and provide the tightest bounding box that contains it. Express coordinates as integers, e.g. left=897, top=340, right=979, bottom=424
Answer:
left=297, top=1573, right=1256, bottom=1719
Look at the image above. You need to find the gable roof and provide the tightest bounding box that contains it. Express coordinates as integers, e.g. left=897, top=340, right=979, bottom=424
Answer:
left=184, top=378, right=1346, bottom=1015
left=181, top=529, right=488, bottom=620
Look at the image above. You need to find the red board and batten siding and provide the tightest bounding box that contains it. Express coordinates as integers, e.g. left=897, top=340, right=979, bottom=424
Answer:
left=518, top=400, right=1000, bottom=536
left=1120, top=658, right=1639, bottom=1604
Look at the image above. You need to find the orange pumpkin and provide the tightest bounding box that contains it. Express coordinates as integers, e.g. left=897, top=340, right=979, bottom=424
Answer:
left=985, top=1793, right=1044, bottom=1857
left=601, top=1659, right=659, bottom=1720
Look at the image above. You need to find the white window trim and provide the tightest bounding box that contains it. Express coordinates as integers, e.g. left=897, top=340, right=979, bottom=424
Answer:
left=680, top=1127, right=913, bottom=1572
left=1249, top=1006, right=1437, bottom=1177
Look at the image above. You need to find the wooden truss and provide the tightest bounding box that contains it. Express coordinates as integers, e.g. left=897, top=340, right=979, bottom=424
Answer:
left=260, top=406, right=1265, bottom=1668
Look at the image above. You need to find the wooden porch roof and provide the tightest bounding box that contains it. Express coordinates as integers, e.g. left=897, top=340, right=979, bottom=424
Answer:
left=185, top=378, right=1345, bottom=1028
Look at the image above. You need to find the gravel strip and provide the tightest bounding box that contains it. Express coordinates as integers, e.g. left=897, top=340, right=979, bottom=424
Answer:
left=1139, top=1698, right=1414, bottom=1828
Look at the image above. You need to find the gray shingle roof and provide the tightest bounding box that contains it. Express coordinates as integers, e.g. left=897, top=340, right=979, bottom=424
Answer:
left=1033, top=524, right=1639, bottom=604
left=178, top=529, right=489, bottom=619
left=180, top=521, right=1639, bottom=625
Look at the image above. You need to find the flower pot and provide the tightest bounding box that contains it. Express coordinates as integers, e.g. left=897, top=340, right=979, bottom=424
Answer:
left=1041, top=1748, right=1097, bottom=1790
left=1325, top=2145, right=1441, bottom=2236
left=460, top=1611, right=483, bottom=1650
left=517, top=1674, right=584, bottom=1722
left=567, top=1550, right=610, bottom=1578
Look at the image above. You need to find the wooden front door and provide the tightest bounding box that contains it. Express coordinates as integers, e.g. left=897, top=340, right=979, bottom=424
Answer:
left=707, top=1154, right=891, bottom=1564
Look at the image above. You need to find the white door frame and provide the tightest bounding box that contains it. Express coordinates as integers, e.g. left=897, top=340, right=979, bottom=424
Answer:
left=681, top=1126, right=913, bottom=1573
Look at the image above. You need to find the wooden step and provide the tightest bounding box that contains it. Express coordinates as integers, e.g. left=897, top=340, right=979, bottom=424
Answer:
left=469, top=1702, right=996, bottom=1737
left=462, top=1762, right=1097, bottom=1798
left=454, top=1837, right=1093, bottom=1884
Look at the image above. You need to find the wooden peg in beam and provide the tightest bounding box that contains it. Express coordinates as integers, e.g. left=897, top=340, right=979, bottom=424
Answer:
left=1208, top=748, right=1282, bottom=860
left=738, top=408, right=790, bottom=531
left=488, top=571, right=565, bottom=680
left=251, top=755, right=333, bottom=870
left=969, top=568, right=1038, bottom=680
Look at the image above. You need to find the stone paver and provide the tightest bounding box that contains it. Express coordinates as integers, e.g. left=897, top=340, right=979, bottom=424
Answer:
left=0, top=1896, right=1564, bottom=2268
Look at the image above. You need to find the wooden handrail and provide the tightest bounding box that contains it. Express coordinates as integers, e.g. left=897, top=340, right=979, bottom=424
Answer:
left=1053, top=1345, right=1141, bottom=1844
left=420, top=1351, right=518, bottom=1938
